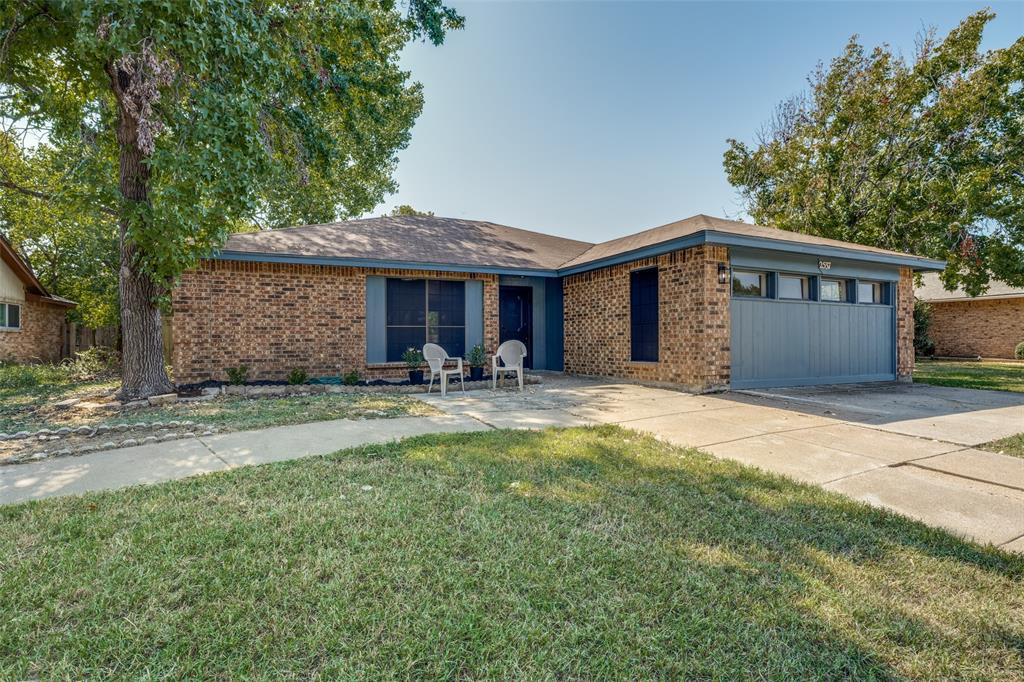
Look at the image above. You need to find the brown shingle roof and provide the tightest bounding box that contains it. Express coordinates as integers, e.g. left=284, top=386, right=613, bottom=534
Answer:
left=560, top=214, right=931, bottom=269
left=220, top=216, right=592, bottom=271
left=915, top=272, right=1024, bottom=302
left=219, top=213, right=943, bottom=272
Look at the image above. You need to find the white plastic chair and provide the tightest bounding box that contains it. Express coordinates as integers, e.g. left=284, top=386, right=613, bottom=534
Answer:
left=423, top=343, right=465, bottom=398
left=492, top=340, right=527, bottom=391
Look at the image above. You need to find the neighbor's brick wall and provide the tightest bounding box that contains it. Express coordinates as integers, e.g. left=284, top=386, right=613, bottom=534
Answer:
left=171, top=260, right=499, bottom=385
left=928, top=297, right=1024, bottom=359
left=0, top=298, right=66, bottom=364
left=896, top=267, right=915, bottom=380
left=562, top=245, right=731, bottom=392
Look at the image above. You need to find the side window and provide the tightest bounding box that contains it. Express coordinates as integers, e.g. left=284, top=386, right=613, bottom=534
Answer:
left=630, top=268, right=658, bottom=362
left=0, top=303, right=19, bottom=329
left=732, top=270, right=768, bottom=297
left=778, top=274, right=810, bottom=300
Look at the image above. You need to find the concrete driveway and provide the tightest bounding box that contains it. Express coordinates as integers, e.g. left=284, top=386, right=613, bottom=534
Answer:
left=419, top=374, right=1024, bottom=552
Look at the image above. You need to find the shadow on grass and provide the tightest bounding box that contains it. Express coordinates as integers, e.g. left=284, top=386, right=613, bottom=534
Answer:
left=1, top=425, right=1021, bottom=679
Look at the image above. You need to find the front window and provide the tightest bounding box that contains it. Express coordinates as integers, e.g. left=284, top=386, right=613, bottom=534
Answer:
left=0, top=302, right=21, bottom=330
left=385, top=279, right=465, bottom=361
left=732, top=270, right=768, bottom=297
left=630, top=267, right=658, bottom=362
left=820, top=278, right=848, bottom=302
left=858, top=281, right=884, bottom=304
left=778, top=274, right=810, bottom=300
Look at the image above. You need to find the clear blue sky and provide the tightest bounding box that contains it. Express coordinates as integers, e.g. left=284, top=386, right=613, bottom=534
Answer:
left=379, top=1, right=1022, bottom=243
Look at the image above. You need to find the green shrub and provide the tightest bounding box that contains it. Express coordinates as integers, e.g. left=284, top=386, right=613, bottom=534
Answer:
left=225, top=365, right=249, bottom=385
left=401, top=347, right=423, bottom=369
left=61, top=347, right=120, bottom=382
left=465, top=344, right=486, bottom=368
left=342, top=369, right=361, bottom=386
left=287, top=368, right=309, bottom=385
left=913, top=300, right=935, bottom=356
left=0, top=361, right=69, bottom=389
left=1015, top=341, right=1024, bottom=360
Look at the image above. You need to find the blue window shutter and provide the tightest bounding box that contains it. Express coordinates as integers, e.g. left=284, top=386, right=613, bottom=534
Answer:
left=365, top=277, right=387, bottom=363
left=464, top=280, right=484, bottom=353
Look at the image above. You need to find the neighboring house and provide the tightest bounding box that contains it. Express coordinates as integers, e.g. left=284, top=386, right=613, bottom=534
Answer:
left=915, top=272, right=1024, bottom=359
left=0, top=235, right=76, bottom=363
left=172, top=214, right=944, bottom=390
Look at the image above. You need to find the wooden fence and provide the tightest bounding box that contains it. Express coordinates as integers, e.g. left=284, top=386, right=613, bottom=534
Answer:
left=60, top=318, right=174, bottom=365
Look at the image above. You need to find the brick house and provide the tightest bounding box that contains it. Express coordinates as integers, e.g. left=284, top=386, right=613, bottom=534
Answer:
left=172, top=214, right=943, bottom=391
left=916, top=272, right=1024, bottom=359
left=0, top=235, right=75, bottom=363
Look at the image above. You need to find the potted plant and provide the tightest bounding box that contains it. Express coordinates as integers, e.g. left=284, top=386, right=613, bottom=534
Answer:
left=465, top=344, right=486, bottom=381
left=402, top=347, right=424, bottom=384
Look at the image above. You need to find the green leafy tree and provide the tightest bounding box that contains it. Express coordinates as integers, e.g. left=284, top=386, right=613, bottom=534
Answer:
left=389, top=204, right=434, bottom=217
left=724, top=11, right=1024, bottom=296
left=0, top=0, right=462, bottom=398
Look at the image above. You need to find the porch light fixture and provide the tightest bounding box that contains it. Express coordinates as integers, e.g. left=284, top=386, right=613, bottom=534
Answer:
left=717, top=263, right=729, bottom=285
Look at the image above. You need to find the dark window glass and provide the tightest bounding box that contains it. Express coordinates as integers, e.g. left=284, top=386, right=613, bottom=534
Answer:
left=7, top=304, right=19, bottom=328
left=428, top=280, right=465, bottom=326
left=386, top=279, right=426, bottom=326
left=630, top=268, right=659, bottom=362
left=0, top=304, right=6, bottom=328
left=778, top=275, right=809, bottom=300
left=386, top=326, right=425, bottom=364
left=385, top=279, right=465, bottom=361
left=858, top=281, right=883, bottom=304
left=431, top=326, right=465, bottom=358
left=820, top=278, right=848, bottom=302
left=732, top=271, right=767, bottom=297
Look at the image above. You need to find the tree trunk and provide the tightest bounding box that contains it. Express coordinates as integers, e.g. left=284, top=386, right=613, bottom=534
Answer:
left=110, top=64, right=175, bottom=401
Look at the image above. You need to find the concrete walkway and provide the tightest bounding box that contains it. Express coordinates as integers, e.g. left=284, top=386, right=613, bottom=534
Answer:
left=2, top=374, right=1022, bottom=553
left=0, top=414, right=488, bottom=505
left=418, top=375, right=1024, bottom=552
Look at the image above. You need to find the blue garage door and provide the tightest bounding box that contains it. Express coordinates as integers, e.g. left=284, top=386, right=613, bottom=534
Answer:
left=731, top=299, right=896, bottom=389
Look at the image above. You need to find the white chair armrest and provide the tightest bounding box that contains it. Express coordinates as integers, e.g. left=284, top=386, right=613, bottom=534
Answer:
left=451, top=357, right=463, bottom=372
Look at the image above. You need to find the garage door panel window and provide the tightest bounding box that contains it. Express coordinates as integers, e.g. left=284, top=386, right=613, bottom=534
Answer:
left=819, top=278, right=850, bottom=303
left=732, top=270, right=768, bottom=298
left=630, top=267, right=659, bottom=362
left=386, top=278, right=466, bottom=361
left=0, top=302, right=20, bottom=330
left=778, top=274, right=810, bottom=300
left=857, top=281, right=886, bottom=304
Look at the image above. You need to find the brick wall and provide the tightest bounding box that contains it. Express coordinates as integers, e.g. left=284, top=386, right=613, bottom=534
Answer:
left=928, top=297, right=1024, bottom=359
left=171, top=260, right=499, bottom=385
left=562, top=245, right=731, bottom=392
left=0, top=298, right=67, bottom=363
left=896, top=267, right=915, bottom=380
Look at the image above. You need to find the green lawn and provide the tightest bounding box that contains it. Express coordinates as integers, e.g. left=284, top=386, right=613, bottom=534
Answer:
left=913, top=359, right=1024, bottom=393
left=2, top=427, right=1021, bottom=679
left=0, top=377, right=435, bottom=435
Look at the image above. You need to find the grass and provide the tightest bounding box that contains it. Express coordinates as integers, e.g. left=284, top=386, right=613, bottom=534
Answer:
left=913, top=359, right=1024, bottom=393
left=0, top=372, right=435, bottom=435
left=981, top=433, right=1024, bottom=459
left=1, top=426, right=1021, bottom=679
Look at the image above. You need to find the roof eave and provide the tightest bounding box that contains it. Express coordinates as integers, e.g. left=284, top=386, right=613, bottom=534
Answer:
left=212, top=250, right=563, bottom=278
left=556, top=230, right=946, bottom=275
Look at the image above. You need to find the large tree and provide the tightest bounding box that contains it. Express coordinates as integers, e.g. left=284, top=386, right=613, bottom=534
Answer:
left=0, top=0, right=462, bottom=398
left=724, top=11, right=1024, bottom=295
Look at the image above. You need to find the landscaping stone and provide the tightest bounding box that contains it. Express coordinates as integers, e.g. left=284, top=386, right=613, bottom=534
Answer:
left=119, top=438, right=138, bottom=447
left=54, top=398, right=81, bottom=408
left=149, top=421, right=163, bottom=429
left=123, top=400, right=148, bottom=409
left=142, top=436, right=158, bottom=444
left=115, top=424, right=130, bottom=432
left=148, top=393, right=178, bottom=406
left=54, top=449, right=72, bottom=458
left=75, top=426, right=93, bottom=436
left=100, top=442, right=117, bottom=449
left=13, top=431, right=29, bottom=440
left=159, top=433, right=179, bottom=442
